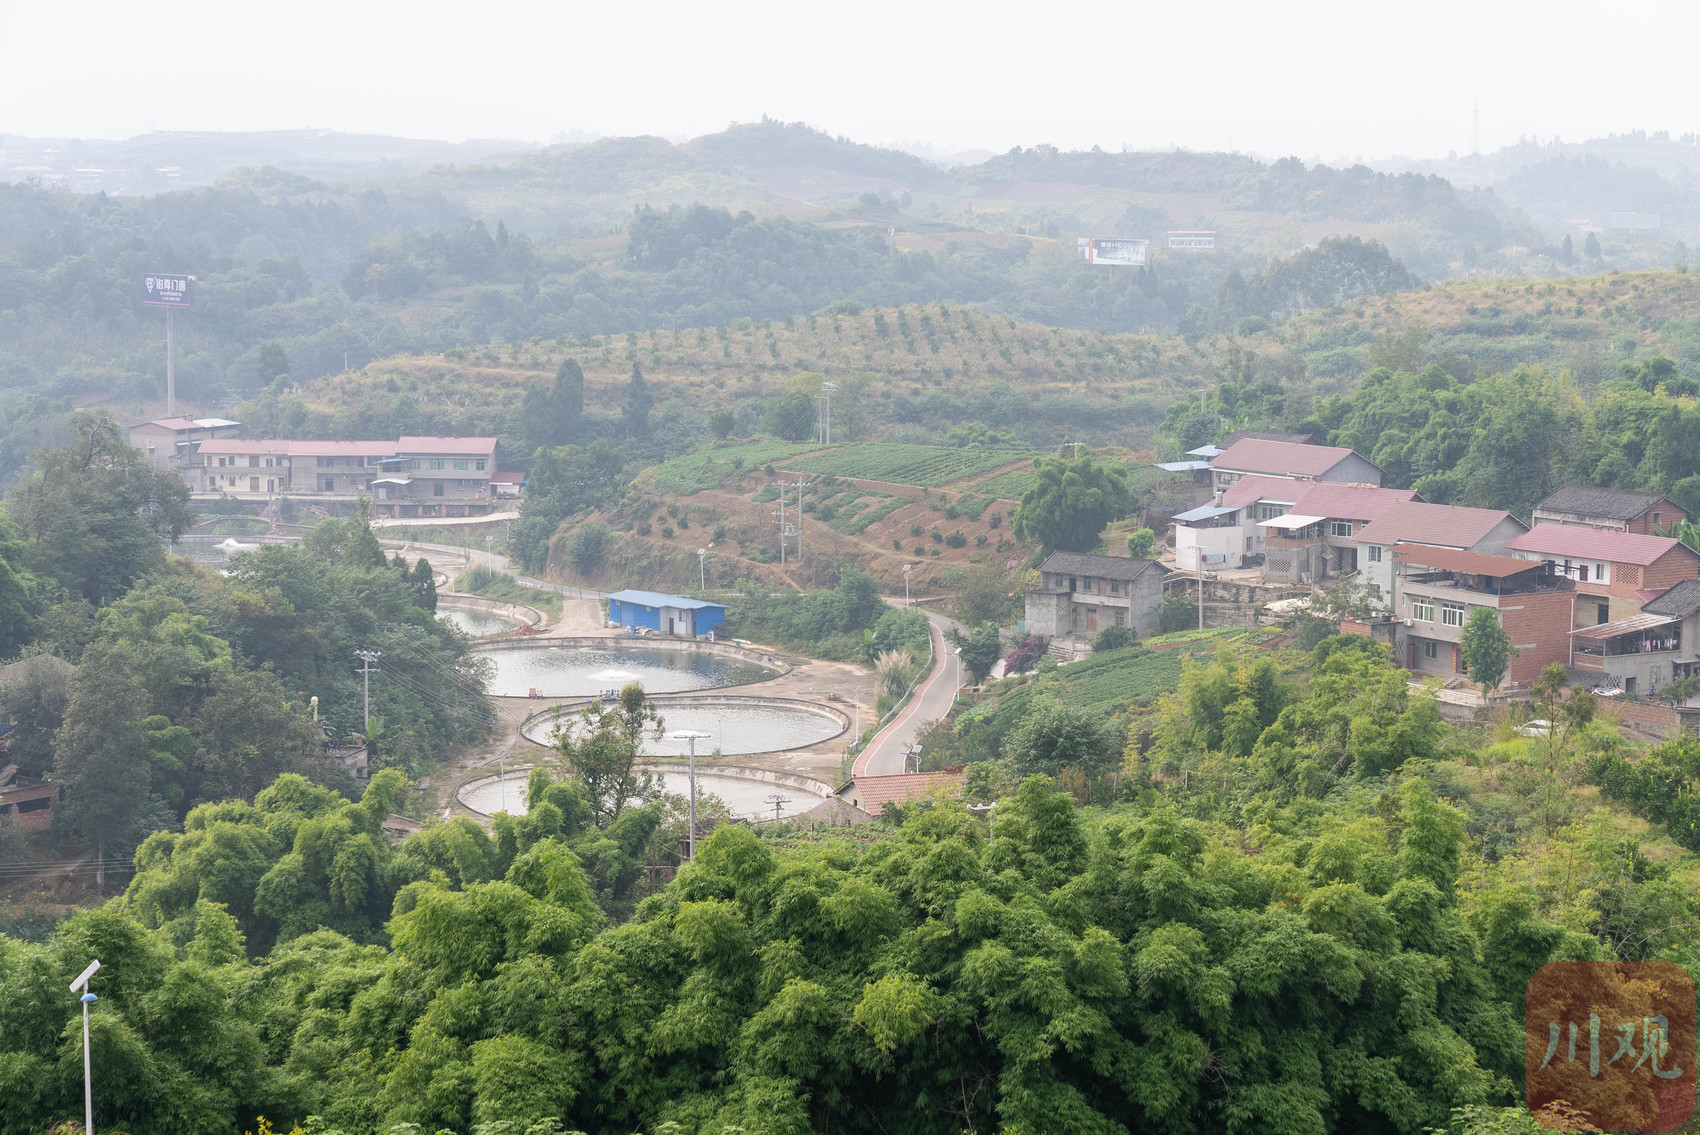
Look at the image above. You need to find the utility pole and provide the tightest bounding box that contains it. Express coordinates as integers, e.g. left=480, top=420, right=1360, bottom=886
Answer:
left=165, top=309, right=175, bottom=415
left=816, top=381, right=838, bottom=446
left=792, top=478, right=811, bottom=561
left=356, top=650, right=381, bottom=730
left=766, top=793, right=785, bottom=822
left=773, top=482, right=788, bottom=565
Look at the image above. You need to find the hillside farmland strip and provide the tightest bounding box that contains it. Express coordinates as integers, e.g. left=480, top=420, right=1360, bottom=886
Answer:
left=782, top=444, right=1037, bottom=487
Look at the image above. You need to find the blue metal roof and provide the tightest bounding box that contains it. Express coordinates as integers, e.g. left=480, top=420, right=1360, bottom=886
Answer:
left=1154, top=460, right=1213, bottom=472
left=1171, top=504, right=1239, bottom=523
left=606, top=589, right=726, bottom=611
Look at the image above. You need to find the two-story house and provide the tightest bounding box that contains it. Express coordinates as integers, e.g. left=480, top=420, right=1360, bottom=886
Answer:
left=1532, top=485, right=1688, bottom=535
left=1207, top=438, right=1382, bottom=495
left=1570, top=577, right=1700, bottom=696
left=292, top=440, right=401, bottom=495
left=1024, top=552, right=1167, bottom=642
left=1389, top=545, right=1574, bottom=687
left=1354, top=501, right=1529, bottom=608
left=194, top=439, right=295, bottom=494
left=376, top=437, right=500, bottom=517
left=1506, top=524, right=1700, bottom=627
left=1247, top=481, right=1422, bottom=584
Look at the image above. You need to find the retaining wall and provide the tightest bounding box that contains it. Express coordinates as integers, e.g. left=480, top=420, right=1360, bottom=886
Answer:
left=475, top=635, right=793, bottom=676
left=438, top=593, right=545, bottom=628
left=456, top=761, right=835, bottom=816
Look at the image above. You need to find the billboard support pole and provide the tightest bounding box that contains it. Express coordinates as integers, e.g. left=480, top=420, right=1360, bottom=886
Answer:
left=165, top=308, right=175, bottom=415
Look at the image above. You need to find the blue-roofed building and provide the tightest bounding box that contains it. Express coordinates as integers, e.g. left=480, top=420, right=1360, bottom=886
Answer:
left=606, top=590, right=728, bottom=637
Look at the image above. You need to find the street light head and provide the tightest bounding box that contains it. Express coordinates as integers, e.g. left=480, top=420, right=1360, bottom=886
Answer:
left=698, top=548, right=706, bottom=556
left=69, top=958, right=100, bottom=993
left=80, top=993, right=97, bottom=1003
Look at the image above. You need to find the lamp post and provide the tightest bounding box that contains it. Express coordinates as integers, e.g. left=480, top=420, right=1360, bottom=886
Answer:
left=70, top=958, right=100, bottom=1135
left=853, top=686, right=875, bottom=750
left=953, top=647, right=964, bottom=704
left=902, top=563, right=915, bottom=607
left=697, top=547, right=709, bottom=591
left=1195, top=546, right=1206, bottom=632
left=668, top=730, right=712, bottom=858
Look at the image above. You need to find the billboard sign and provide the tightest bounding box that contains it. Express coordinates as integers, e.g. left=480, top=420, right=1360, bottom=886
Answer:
left=1167, top=231, right=1217, bottom=250
left=1076, top=237, right=1148, bottom=266
left=143, top=273, right=194, bottom=306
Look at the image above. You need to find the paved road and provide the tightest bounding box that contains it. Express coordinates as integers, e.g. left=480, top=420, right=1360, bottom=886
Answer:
left=855, top=608, right=963, bottom=777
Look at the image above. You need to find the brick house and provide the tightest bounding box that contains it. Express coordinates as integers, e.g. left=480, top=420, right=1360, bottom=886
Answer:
left=127, top=416, right=241, bottom=470
left=1354, top=501, right=1529, bottom=609
left=1570, top=578, right=1700, bottom=696
left=1532, top=485, right=1687, bottom=535
left=1388, top=545, right=1574, bottom=688
left=834, top=769, right=967, bottom=817
left=193, top=439, right=296, bottom=494
left=1242, top=481, right=1422, bottom=584
left=1024, top=552, right=1167, bottom=641
left=1506, top=523, right=1700, bottom=627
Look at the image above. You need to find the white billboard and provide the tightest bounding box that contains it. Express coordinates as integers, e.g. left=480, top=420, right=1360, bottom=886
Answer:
left=1076, top=237, right=1148, bottom=266
left=1167, top=231, right=1217, bottom=250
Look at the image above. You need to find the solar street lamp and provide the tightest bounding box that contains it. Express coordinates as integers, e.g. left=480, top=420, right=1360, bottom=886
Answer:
left=668, top=730, right=713, bottom=858
left=70, top=958, right=101, bottom=1135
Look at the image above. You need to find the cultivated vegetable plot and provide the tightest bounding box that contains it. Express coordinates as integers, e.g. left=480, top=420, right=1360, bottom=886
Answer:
left=783, top=443, right=1036, bottom=487
left=650, top=442, right=826, bottom=495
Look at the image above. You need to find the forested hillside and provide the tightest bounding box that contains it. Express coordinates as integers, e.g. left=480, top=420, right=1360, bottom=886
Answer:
left=0, top=634, right=1688, bottom=1135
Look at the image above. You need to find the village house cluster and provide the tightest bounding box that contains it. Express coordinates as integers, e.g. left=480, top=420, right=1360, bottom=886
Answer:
left=127, top=417, right=523, bottom=518
left=1030, top=433, right=1700, bottom=695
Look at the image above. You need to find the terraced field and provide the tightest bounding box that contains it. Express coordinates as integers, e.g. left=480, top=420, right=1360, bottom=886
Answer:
left=783, top=444, right=1036, bottom=487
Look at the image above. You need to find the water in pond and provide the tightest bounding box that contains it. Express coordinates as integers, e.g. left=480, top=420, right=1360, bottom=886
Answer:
left=524, top=700, right=842, bottom=755
left=439, top=607, right=523, bottom=636
left=460, top=769, right=816, bottom=820
left=479, top=644, right=777, bottom=698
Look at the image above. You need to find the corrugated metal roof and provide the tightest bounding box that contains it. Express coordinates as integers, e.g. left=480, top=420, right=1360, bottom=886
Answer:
left=1184, top=444, right=1224, bottom=457
left=1172, top=504, right=1238, bottom=523
left=606, top=589, right=726, bottom=611
left=1507, top=523, right=1694, bottom=567
left=1391, top=544, right=1546, bottom=576
left=1356, top=501, right=1524, bottom=549
left=1571, top=613, right=1678, bottom=640
left=1257, top=514, right=1326, bottom=528
left=1153, top=460, right=1212, bottom=472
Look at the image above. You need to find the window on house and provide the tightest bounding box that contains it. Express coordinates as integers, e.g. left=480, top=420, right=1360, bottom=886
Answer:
left=409, top=459, right=421, bottom=471
left=475, top=459, right=487, bottom=471
left=1596, top=563, right=1608, bottom=583
left=1423, top=640, right=1438, bottom=660
left=1331, top=520, right=1352, bottom=537
left=1598, top=603, right=1610, bottom=625
left=1260, top=505, right=1280, bottom=520
left=1577, top=564, right=1588, bottom=582
left=1367, top=545, right=1383, bottom=563
left=1441, top=603, right=1466, bottom=628
left=1109, top=580, right=1120, bottom=595
left=1653, top=512, right=1663, bottom=526
left=430, top=459, right=445, bottom=470
left=433, top=482, right=445, bottom=497
left=453, top=459, right=469, bottom=470
left=1412, top=597, right=1435, bottom=622
left=1245, top=536, right=1253, bottom=551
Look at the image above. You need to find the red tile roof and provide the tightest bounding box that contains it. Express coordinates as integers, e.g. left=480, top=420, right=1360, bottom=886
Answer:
left=1391, top=544, right=1547, bottom=576
left=288, top=440, right=399, bottom=457
left=1355, top=500, right=1524, bottom=549
left=836, top=769, right=967, bottom=817
left=197, top=439, right=295, bottom=456
left=1290, top=482, right=1420, bottom=522
left=1221, top=475, right=1301, bottom=509
left=1211, top=438, right=1368, bottom=478
left=398, top=436, right=498, bottom=455
left=1506, top=523, right=1697, bottom=568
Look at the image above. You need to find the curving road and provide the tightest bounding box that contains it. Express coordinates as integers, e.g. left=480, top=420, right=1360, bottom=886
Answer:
left=854, top=609, right=963, bottom=777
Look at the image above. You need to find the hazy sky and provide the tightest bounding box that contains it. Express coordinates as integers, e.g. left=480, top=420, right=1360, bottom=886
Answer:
left=3, top=0, right=1696, bottom=160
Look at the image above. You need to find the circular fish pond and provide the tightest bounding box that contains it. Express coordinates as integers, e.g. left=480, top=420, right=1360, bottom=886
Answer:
left=524, top=699, right=844, bottom=756
left=438, top=607, right=524, bottom=636
left=459, top=768, right=818, bottom=821
left=477, top=643, right=778, bottom=699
